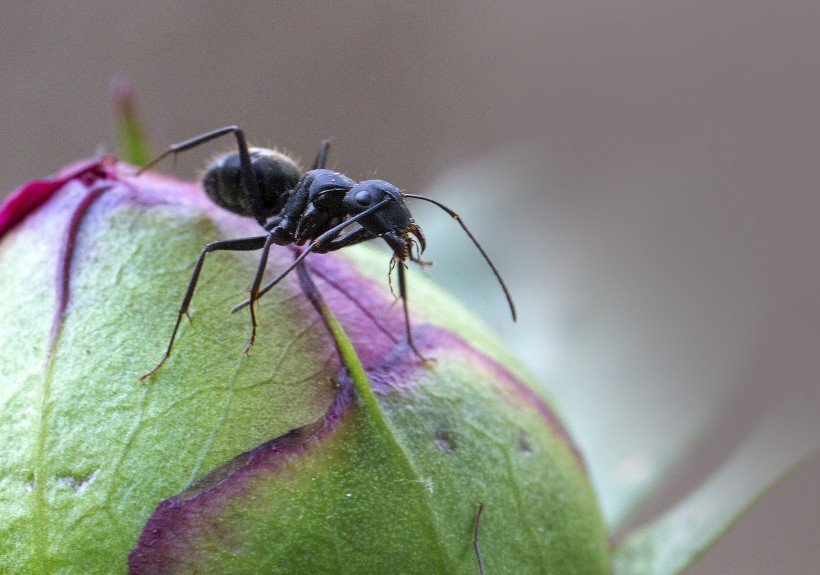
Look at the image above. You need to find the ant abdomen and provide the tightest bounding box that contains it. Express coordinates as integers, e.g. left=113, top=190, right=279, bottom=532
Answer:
left=203, top=148, right=300, bottom=218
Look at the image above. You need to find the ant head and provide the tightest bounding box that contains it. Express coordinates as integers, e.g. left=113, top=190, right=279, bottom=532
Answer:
left=343, top=180, right=425, bottom=261
left=343, top=180, right=406, bottom=223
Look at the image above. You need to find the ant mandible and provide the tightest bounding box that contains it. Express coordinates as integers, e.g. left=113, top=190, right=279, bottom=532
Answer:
left=139, top=126, right=516, bottom=380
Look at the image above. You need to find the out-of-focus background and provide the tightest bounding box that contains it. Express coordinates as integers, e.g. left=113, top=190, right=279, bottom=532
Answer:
left=2, top=2, right=818, bottom=572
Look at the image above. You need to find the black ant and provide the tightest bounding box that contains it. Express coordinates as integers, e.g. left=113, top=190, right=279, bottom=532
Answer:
left=139, top=126, right=515, bottom=380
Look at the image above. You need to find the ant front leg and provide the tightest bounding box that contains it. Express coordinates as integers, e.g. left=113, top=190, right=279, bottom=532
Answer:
left=233, top=198, right=394, bottom=312
left=312, top=226, right=376, bottom=253
left=397, top=261, right=427, bottom=361
left=140, top=235, right=269, bottom=381
left=315, top=226, right=430, bottom=360
left=140, top=126, right=268, bottom=227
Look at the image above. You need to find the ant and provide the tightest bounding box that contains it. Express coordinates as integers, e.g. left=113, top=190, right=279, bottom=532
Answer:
left=139, top=126, right=516, bottom=380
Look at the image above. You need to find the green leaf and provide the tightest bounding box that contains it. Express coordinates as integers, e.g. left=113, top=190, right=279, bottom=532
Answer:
left=111, top=77, right=152, bottom=166
left=612, top=391, right=820, bottom=575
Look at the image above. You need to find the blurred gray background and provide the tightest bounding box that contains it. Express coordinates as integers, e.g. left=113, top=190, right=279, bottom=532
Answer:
left=2, top=2, right=818, bottom=572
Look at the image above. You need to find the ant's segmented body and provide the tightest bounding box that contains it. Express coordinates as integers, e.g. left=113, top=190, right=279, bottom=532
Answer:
left=139, top=126, right=515, bottom=380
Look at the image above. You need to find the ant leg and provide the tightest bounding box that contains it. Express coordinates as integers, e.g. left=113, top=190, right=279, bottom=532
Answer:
left=311, top=139, right=331, bottom=170
left=265, top=177, right=312, bottom=243
left=294, top=258, right=331, bottom=329
left=232, top=198, right=394, bottom=312
left=139, top=126, right=246, bottom=173
left=267, top=140, right=336, bottom=242
left=268, top=139, right=331, bottom=240
left=244, top=233, right=275, bottom=353
left=313, top=226, right=376, bottom=253
left=139, top=126, right=268, bottom=227
left=397, top=262, right=426, bottom=361
left=140, top=235, right=268, bottom=381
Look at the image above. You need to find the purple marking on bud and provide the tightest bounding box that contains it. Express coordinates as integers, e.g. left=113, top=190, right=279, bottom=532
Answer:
left=365, top=324, right=586, bottom=466
left=308, top=263, right=401, bottom=346
left=128, top=324, right=586, bottom=571
left=0, top=157, right=114, bottom=239
left=302, top=256, right=407, bottom=367
left=1, top=158, right=227, bottom=356
left=50, top=183, right=112, bottom=352
left=0, top=157, right=122, bottom=353
left=127, top=374, right=355, bottom=574
left=8, top=160, right=583, bottom=571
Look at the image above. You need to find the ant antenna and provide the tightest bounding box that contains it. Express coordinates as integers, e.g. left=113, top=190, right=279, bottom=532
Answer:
left=402, top=194, right=517, bottom=321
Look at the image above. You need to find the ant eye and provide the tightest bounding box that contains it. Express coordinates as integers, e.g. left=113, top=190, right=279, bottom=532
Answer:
left=354, top=190, right=372, bottom=205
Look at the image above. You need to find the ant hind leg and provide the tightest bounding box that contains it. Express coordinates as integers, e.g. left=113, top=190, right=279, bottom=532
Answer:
left=139, top=126, right=268, bottom=227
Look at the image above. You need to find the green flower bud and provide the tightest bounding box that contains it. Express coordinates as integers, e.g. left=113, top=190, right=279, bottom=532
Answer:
left=0, top=158, right=609, bottom=574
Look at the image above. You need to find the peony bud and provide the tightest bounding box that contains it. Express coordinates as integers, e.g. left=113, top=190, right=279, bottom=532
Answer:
left=0, top=158, right=609, bottom=573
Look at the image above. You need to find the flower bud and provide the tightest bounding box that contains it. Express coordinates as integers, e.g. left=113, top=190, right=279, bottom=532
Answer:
left=0, top=159, right=609, bottom=573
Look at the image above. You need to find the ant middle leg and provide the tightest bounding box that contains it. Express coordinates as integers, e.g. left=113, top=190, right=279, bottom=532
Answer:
left=244, top=233, right=276, bottom=353
left=232, top=199, right=394, bottom=313
left=263, top=141, right=333, bottom=243
left=311, top=139, right=331, bottom=170
left=140, top=234, right=268, bottom=381
left=232, top=227, right=376, bottom=322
